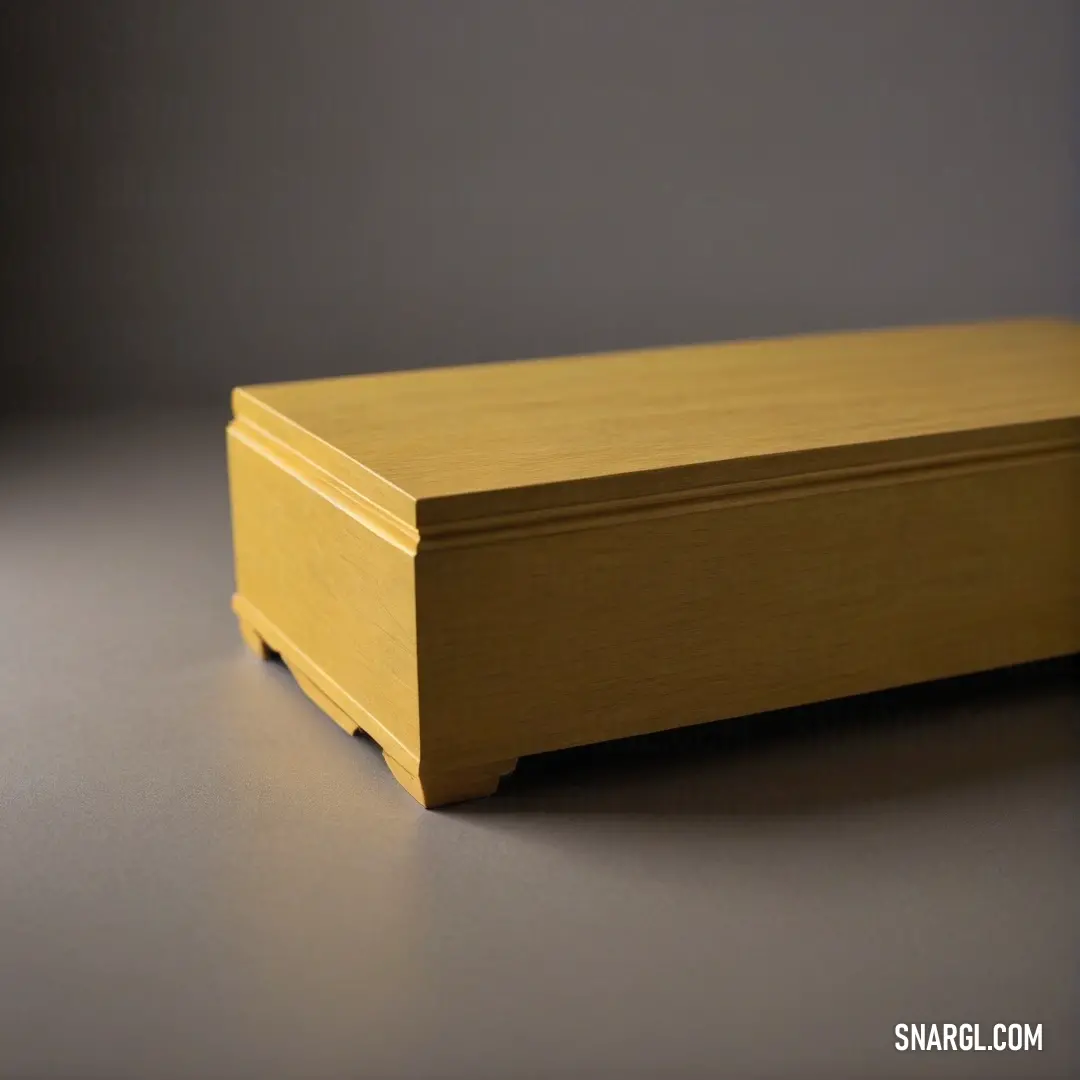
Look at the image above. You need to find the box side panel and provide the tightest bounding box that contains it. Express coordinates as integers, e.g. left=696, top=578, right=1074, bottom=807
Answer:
left=415, top=451, right=1080, bottom=768
left=227, top=428, right=420, bottom=759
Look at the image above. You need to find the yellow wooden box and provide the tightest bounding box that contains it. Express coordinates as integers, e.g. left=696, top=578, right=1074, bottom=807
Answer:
left=227, top=319, right=1080, bottom=807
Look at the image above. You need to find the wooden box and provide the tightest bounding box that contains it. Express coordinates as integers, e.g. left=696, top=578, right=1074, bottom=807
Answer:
left=227, top=319, right=1080, bottom=807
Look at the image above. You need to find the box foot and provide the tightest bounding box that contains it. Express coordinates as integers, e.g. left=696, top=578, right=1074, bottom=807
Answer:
left=288, top=663, right=364, bottom=737
left=234, top=596, right=509, bottom=807
left=237, top=615, right=271, bottom=660
left=236, top=605, right=361, bottom=735
left=383, top=753, right=517, bottom=809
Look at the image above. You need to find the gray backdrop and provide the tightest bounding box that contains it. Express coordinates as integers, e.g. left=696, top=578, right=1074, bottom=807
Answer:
left=2, top=0, right=1077, bottom=418
left=2, top=6, right=1078, bottom=1079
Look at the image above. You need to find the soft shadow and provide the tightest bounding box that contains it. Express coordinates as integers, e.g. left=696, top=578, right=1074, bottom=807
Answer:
left=455, top=656, right=1078, bottom=818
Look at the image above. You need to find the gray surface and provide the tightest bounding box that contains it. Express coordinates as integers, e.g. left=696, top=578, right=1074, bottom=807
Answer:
left=1, top=411, right=1077, bottom=1080
left=2, top=0, right=1078, bottom=417
left=3, top=3, right=1077, bottom=1075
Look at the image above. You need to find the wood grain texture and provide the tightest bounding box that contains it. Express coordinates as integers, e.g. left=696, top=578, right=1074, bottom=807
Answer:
left=227, top=318, right=1080, bottom=807
left=233, top=318, right=1080, bottom=526
left=227, top=427, right=420, bottom=771
left=415, top=449, right=1080, bottom=769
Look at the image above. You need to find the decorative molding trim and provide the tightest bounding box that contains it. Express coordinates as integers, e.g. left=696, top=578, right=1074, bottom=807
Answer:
left=230, top=413, right=1079, bottom=552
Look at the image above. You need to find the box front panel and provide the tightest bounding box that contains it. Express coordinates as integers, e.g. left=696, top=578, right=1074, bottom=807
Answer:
left=415, top=451, right=1080, bottom=767
left=228, top=430, right=420, bottom=755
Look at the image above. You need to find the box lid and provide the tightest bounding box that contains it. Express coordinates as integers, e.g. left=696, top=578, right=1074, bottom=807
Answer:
left=231, top=319, right=1080, bottom=534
